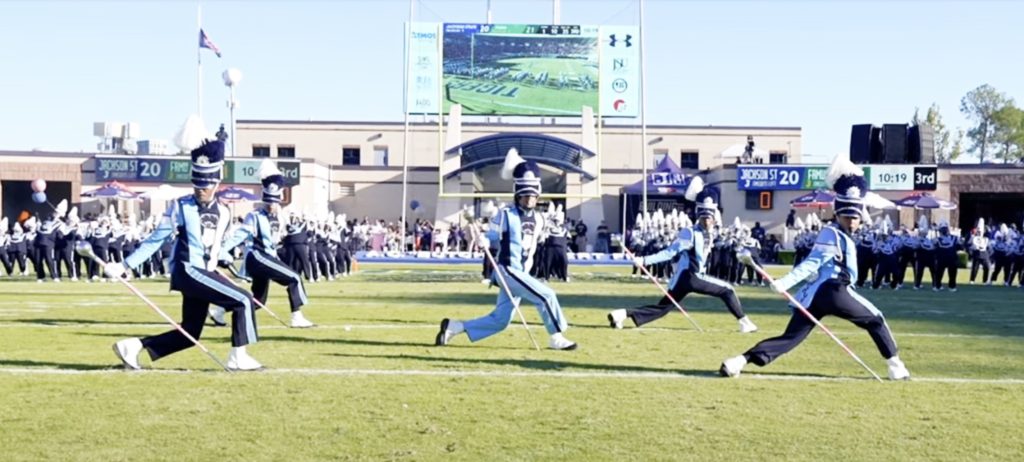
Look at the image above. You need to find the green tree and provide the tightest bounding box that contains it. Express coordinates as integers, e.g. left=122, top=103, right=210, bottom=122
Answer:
left=912, top=103, right=957, bottom=163
left=949, top=128, right=965, bottom=164
left=960, top=84, right=1014, bottom=163
left=991, top=104, right=1024, bottom=163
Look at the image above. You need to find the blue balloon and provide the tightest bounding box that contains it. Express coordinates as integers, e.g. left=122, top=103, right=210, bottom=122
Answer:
left=31, top=191, right=47, bottom=204
left=410, top=200, right=420, bottom=210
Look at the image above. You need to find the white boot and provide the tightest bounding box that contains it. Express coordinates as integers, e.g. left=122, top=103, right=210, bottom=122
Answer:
left=738, top=316, right=758, bottom=333
left=290, top=310, right=315, bottom=328
left=434, top=318, right=464, bottom=346
left=227, top=346, right=263, bottom=371
left=607, top=309, right=627, bottom=329
left=112, top=338, right=143, bottom=370
left=208, top=306, right=227, bottom=326
left=549, top=333, right=577, bottom=350
left=719, top=355, right=747, bottom=378
left=887, top=356, right=910, bottom=381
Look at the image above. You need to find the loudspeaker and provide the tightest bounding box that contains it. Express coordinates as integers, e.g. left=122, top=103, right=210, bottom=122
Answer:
left=882, top=124, right=908, bottom=164
left=908, top=124, right=936, bottom=164
left=870, top=126, right=885, bottom=163
left=907, top=126, right=921, bottom=163
left=850, top=124, right=874, bottom=164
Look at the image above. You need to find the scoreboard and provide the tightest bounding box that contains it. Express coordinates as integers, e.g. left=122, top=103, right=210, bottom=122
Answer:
left=94, top=156, right=301, bottom=186
left=737, top=164, right=937, bottom=191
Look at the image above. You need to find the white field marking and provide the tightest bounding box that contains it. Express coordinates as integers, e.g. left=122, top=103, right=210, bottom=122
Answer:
left=0, top=366, right=1023, bottom=385
left=0, top=321, right=1019, bottom=341
left=450, top=94, right=584, bottom=115
left=0, top=322, right=438, bottom=330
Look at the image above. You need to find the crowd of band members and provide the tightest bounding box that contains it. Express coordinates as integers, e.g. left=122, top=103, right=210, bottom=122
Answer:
left=4, top=205, right=1020, bottom=290
left=792, top=219, right=1023, bottom=291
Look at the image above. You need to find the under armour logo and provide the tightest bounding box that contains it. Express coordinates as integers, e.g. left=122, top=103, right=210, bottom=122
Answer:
left=609, top=34, right=633, bottom=47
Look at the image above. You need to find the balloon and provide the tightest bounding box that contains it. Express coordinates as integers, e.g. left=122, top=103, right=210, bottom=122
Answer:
left=31, top=191, right=47, bottom=204
left=410, top=200, right=420, bottom=211
left=31, top=179, right=47, bottom=193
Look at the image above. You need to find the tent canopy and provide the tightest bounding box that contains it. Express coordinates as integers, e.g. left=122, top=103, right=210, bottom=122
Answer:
left=622, top=156, right=692, bottom=195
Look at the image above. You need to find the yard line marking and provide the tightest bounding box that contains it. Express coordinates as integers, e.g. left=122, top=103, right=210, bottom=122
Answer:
left=1, top=366, right=1023, bottom=385
left=0, top=322, right=1019, bottom=340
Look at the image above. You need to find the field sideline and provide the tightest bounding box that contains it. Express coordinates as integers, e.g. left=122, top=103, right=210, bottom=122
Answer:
left=1, top=263, right=1023, bottom=461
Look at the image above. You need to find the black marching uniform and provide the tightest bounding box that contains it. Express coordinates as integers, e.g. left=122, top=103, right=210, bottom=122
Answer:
left=872, top=237, right=900, bottom=290
left=855, top=232, right=875, bottom=288
left=221, top=207, right=309, bottom=315
left=32, top=217, right=59, bottom=281
left=990, top=239, right=1013, bottom=285
left=968, top=235, right=992, bottom=284
left=120, top=194, right=259, bottom=361
left=933, top=231, right=960, bottom=290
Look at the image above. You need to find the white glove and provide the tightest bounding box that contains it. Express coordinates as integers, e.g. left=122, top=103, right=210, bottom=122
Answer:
left=769, top=279, right=785, bottom=294
left=104, top=262, right=127, bottom=279
left=632, top=256, right=645, bottom=267
left=478, top=236, right=490, bottom=248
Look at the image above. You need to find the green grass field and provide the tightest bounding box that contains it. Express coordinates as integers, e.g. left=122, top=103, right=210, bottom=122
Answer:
left=2, top=263, right=1023, bottom=461
left=444, top=57, right=598, bottom=115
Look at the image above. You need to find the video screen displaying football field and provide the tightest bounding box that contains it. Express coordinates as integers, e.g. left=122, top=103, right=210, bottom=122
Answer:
left=442, top=25, right=599, bottom=116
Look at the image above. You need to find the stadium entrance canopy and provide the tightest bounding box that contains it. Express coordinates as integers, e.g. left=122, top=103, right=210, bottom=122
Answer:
left=444, top=133, right=597, bottom=195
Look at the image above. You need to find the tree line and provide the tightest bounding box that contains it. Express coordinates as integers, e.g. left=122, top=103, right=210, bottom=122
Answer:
left=913, top=84, right=1022, bottom=164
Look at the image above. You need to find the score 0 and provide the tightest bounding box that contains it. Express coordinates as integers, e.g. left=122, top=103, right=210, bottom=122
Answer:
left=759, top=191, right=773, bottom=209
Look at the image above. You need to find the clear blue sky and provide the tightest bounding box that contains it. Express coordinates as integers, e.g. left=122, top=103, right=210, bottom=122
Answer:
left=1, top=0, right=1021, bottom=163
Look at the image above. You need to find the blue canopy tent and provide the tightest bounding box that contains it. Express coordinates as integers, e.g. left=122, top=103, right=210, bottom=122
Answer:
left=620, top=156, right=695, bottom=232
left=217, top=186, right=260, bottom=203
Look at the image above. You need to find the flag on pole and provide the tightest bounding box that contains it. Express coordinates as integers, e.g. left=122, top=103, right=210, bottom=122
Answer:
left=199, top=29, right=222, bottom=57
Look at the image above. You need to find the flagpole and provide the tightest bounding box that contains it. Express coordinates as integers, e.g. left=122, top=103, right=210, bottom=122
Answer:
left=197, top=4, right=203, bottom=120
left=639, top=0, right=648, bottom=214
left=400, top=0, right=414, bottom=243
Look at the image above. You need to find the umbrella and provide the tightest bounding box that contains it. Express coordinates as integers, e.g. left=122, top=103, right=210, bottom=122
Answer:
left=81, top=181, right=139, bottom=200
left=894, top=192, right=957, bottom=210
left=217, top=186, right=260, bottom=203
left=789, top=189, right=835, bottom=208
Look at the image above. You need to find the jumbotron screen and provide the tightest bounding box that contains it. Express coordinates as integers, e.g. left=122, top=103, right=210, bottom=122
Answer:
left=442, top=23, right=599, bottom=116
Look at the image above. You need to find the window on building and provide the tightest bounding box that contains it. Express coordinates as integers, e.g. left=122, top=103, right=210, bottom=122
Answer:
left=653, top=149, right=667, bottom=168
left=277, top=146, right=296, bottom=158
left=342, top=147, right=361, bottom=166
left=252, top=145, right=270, bottom=158
left=680, top=151, right=699, bottom=169
left=769, top=151, right=788, bottom=164
left=373, top=146, right=389, bottom=166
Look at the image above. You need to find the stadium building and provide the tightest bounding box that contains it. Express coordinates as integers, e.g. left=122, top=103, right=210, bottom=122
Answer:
left=1, top=118, right=1022, bottom=245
